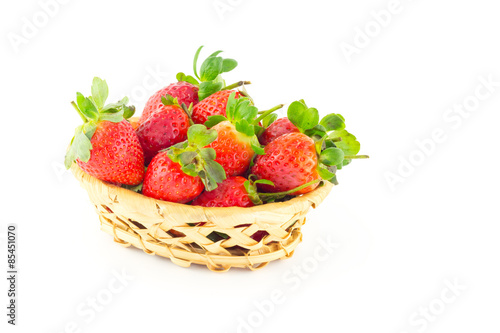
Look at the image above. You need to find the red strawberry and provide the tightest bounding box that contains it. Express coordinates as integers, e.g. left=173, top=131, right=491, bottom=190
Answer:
left=259, top=117, right=299, bottom=145
left=139, top=81, right=198, bottom=123
left=142, top=151, right=203, bottom=203
left=252, top=132, right=320, bottom=195
left=136, top=104, right=189, bottom=165
left=65, top=78, right=144, bottom=186
left=191, top=90, right=240, bottom=125
left=192, top=176, right=254, bottom=207
left=142, top=124, right=226, bottom=203
left=208, top=121, right=255, bottom=177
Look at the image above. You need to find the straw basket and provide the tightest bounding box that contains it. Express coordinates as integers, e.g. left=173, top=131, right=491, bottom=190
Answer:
left=71, top=164, right=333, bottom=272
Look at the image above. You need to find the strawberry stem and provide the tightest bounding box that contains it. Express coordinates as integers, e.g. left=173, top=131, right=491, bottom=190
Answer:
left=253, top=104, right=285, bottom=124
left=258, top=179, right=321, bottom=198
left=344, top=155, right=369, bottom=159
left=223, top=81, right=251, bottom=90
left=71, top=101, right=88, bottom=123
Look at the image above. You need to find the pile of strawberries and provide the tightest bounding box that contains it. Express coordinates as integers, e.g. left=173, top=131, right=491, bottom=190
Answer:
left=65, top=46, right=367, bottom=208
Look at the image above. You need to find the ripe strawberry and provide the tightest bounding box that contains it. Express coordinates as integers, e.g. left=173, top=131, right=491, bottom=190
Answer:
left=142, top=124, right=226, bottom=203
left=252, top=132, right=320, bottom=195
left=191, top=90, right=241, bottom=125
left=65, top=77, right=144, bottom=186
left=208, top=121, right=255, bottom=177
left=139, top=81, right=198, bottom=123
left=192, top=176, right=254, bottom=207
left=142, top=151, right=204, bottom=203
left=136, top=101, right=190, bottom=165
left=259, top=117, right=299, bottom=145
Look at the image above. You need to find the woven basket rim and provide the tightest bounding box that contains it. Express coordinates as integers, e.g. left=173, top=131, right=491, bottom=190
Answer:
left=72, top=164, right=334, bottom=214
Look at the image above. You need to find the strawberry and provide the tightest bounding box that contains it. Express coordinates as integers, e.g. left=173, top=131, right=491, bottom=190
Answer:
left=142, top=151, right=204, bottom=203
left=252, top=100, right=369, bottom=192
left=202, top=93, right=283, bottom=177
left=136, top=97, right=190, bottom=165
left=139, top=81, right=198, bottom=123
left=191, top=90, right=241, bottom=125
left=65, top=78, right=144, bottom=186
left=259, top=117, right=299, bottom=145
left=252, top=132, right=320, bottom=194
left=142, top=124, right=226, bottom=203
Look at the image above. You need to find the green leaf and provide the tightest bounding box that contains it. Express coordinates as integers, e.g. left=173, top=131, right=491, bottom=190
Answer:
left=179, top=151, right=197, bottom=165
left=200, top=56, right=223, bottom=82
left=235, top=100, right=258, bottom=123
left=221, top=58, right=237, bottom=73
left=99, top=109, right=124, bottom=123
left=254, top=179, right=274, bottom=186
left=262, top=113, right=278, bottom=128
left=181, top=164, right=198, bottom=177
left=225, top=92, right=238, bottom=121
left=205, top=115, right=227, bottom=128
left=235, top=119, right=255, bottom=137
left=287, top=101, right=319, bottom=131
left=251, top=136, right=265, bottom=155
left=193, top=45, right=204, bottom=80
left=76, top=93, right=98, bottom=121
left=304, top=125, right=327, bottom=141
left=74, top=128, right=93, bottom=163
left=317, top=163, right=336, bottom=181
left=123, top=105, right=135, bottom=119
left=319, top=147, right=345, bottom=166
left=254, top=125, right=264, bottom=137
left=82, top=122, right=97, bottom=140
left=320, top=114, right=345, bottom=132
left=330, top=130, right=360, bottom=156
left=91, top=77, right=108, bottom=109
left=205, top=159, right=226, bottom=181
left=198, top=81, right=223, bottom=100
left=187, top=124, right=218, bottom=147
left=176, top=72, right=199, bottom=85
left=200, top=147, right=216, bottom=161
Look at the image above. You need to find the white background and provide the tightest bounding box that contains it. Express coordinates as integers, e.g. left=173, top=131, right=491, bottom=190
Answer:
left=1, top=0, right=499, bottom=332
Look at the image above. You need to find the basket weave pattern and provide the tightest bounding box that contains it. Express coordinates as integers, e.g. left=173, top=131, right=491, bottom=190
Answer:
left=72, top=164, right=333, bottom=272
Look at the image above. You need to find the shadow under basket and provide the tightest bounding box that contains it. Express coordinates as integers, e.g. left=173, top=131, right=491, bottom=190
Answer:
left=71, top=164, right=333, bottom=272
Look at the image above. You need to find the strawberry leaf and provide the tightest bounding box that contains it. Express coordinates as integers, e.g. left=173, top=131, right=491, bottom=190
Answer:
left=91, top=77, right=108, bottom=109
left=199, top=81, right=223, bottom=100
left=288, top=100, right=319, bottom=132
left=187, top=124, right=218, bottom=148
left=200, top=147, right=216, bottom=161
left=235, top=119, right=255, bottom=137
left=76, top=93, right=98, bottom=121
left=319, top=147, right=345, bottom=166
left=320, top=113, right=345, bottom=132
left=254, top=179, right=274, bottom=186
left=330, top=130, right=360, bottom=156
left=262, top=113, right=278, bottom=129
left=317, top=162, right=337, bottom=181
left=251, top=136, right=265, bottom=155
left=176, top=72, right=199, bottom=85
left=123, top=105, right=135, bottom=119
left=222, top=59, right=238, bottom=73
left=200, top=56, right=223, bottom=81
left=99, top=109, right=124, bottom=123
left=205, top=115, right=227, bottom=128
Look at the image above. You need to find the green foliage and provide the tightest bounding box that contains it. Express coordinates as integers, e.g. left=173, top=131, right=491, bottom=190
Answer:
left=287, top=100, right=319, bottom=132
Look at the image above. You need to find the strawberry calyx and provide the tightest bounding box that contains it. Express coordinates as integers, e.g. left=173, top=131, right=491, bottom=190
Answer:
left=204, top=92, right=284, bottom=155
left=286, top=99, right=369, bottom=184
left=176, top=45, right=247, bottom=101
left=64, top=77, right=135, bottom=169
left=165, top=124, right=226, bottom=191
left=161, top=94, right=194, bottom=124
left=244, top=176, right=323, bottom=204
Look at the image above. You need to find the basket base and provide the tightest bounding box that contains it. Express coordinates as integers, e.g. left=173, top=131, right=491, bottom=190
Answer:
left=100, top=216, right=303, bottom=272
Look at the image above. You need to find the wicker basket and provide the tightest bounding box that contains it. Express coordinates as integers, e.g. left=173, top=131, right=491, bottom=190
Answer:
left=71, top=164, right=333, bottom=272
